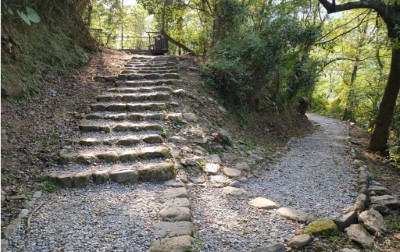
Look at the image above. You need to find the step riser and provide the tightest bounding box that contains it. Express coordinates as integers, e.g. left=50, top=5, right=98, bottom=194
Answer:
left=97, top=94, right=170, bottom=102
left=59, top=147, right=171, bottom=165
left=121, top=70, right=177, bottom=74
left=118, top=73, right=180, bottom=80
left=85, top=113, right=165, bottom=121
left=121, top=80, right=179, bottom=87
left=49, top=162, right=175, bottom=187
left=91, top=103, right=176, bottom=112
left=107, top=87, right=173, bottom=93
left=79, top=124, right=163, bottom=133
left=78, top=135, right=163, bottom=146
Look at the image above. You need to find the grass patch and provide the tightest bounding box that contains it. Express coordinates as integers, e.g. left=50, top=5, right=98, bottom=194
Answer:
left=36, top=181, right=59, bottom=193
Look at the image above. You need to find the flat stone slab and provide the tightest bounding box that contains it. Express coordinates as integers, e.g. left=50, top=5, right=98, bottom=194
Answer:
left=368, top=185, right=391, bottom=196
left=276, top=207, right=316, bottom=224
left=248, top=197, right=280, bottom=209
left=150, top=235, right=192, bottom=252
left=345, top=224, right=374, bottom=249
left=159, top=207, right=191, bottom=222
left=252, top=243, right=285, bottom=252
left=164, top=180, right=185, bottom=187
left=221, top=186, right=249, bottom=196
left=288, top=234, right=312, bottom=249
left=358, top=208, right=387, bottom=235
left=370, top=195, right=400, bottom=210
left=222, top=167, right=242, bottom=178
left=153, top=221, right=193, bottom=238
left=163, top=198, right=190, bottom=208
left=163, top=187, right=188, bottom=199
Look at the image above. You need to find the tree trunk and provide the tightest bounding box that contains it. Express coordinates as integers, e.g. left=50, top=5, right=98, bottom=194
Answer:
left=369, top=48, right=400, bottom=151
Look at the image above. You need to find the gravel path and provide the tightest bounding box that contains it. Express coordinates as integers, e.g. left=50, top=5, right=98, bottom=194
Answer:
left=189, top=113, right=358, bottom=251
left=8, top=183, right=167, bottom=251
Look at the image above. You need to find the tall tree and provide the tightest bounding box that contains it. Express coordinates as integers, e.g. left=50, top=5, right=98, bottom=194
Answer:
left=318, top=0, right=400, bottom=152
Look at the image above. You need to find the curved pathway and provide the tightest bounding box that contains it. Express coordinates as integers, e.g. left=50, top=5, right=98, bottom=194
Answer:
left=189, top=113, right=358, bottom=251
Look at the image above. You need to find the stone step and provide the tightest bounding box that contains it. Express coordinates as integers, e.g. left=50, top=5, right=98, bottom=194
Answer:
left=96, top=92, right=171, bottom=102
left=119, top=73, right=180, bottom=81
left=124, top=65, right=177, bottom=70
left=59, top=145, right=171, bottom=164
left=47, top=161, right=176, bottom=187
left=121, top=80, right=180, bottom=87
left=107, top=86, right=173, bottom=93
left=84, top=112, right=166, bottom=121
left=90, top=101, right=178, bottom=112
left=121, top=69, right=177, bottom=74
left=75, top=134, right=163, bottom=146
left=127, top=62, right=177, bottom=67
left=78, top=121, right=164, bottom=133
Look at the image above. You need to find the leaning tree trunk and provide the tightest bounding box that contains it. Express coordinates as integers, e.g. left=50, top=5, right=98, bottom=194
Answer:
left=369, top=48, right=400, bottom=151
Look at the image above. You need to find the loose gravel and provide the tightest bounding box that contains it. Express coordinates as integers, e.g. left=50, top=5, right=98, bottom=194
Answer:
left=7, top=182, right=168, bottom=252
left=189, top=113, right=358, bottom=251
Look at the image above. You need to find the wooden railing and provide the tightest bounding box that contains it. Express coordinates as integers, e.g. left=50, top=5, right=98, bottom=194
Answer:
left=88, top=29, right=168, bottom=53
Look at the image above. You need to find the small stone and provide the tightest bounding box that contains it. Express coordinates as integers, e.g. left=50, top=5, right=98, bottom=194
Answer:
left=249, top=197, right=280, bottom=209
left=170, top=136, right=188, bottom=144
left=276, top=207, right=316, bottom=224
left=218, top=129, right=232, bottom=145
left=153, top=221, right=193, bottom=238
left=218, top=106, right=227, bottom=113
left=164, top=180, right=185, bottom=187
left=353, top=159, right=363, bottom=167
left=302, top=218, right=338, bottom=236
left=189, top=176, right=205, bottom=184
left=221, top=186, right=248, bottom=196
left=394, top=233, right=400, bottom=240
left=358, top=208, right=387, bottom=236
left=252, top=243, right=285, bottom=252
left=345, top=224, right=374, bottom=248
left=32, top=191, right=42, bottom=199
left=235, top=162, right=250, bottom=172
left=159, top=207, right=191, bottom=222
left=210, top=175, right=231, bottom=185
left=3, top=219, right=20, bottom=239
left=203, top=163, right=221, bottom=175
left=163, top=187, right=188, bottom=199
left=150, top=235, right=192, bottom=252
left=222, top=167, right=241, bottom=178
left=288, top=234, right=312, bottom=249
left=18, top=209, right=29, bottom=219
left=183, top=113, right=197, bottom=122
left=207, top=154, right=221, bottom=163
left=338, top=249, right=361, bottom=252
left=354, top=193, right=367, bottom=213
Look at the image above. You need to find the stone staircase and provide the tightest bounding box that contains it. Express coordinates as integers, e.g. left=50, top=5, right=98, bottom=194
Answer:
left=47, top=56, right=183, bottom=187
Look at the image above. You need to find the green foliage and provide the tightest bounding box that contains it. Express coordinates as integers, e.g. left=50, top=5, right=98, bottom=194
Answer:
left=1, top=0, right=95, bottom=98
left=36, top=181, right=59, bottom=193
left=202, top=3, right=320, bottom=108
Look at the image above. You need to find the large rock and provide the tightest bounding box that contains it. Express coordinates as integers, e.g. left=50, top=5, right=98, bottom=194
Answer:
left=335, top=210, right=357, bottom=231
left=358, top=208, right=387, bottom=236
left=252, top=243, right=285, bottom=252
left=276, top=207, right=316, bottom=224
left=288, top=234, right=312, bottom=249
left=248, top=197, right=280, bottom=209
left=354, top=193, right=367, bottom=213
left=109, top=170, right=139, bottom=184
left=235, top=162, right=250, bottom=172
left=159, top=207, right=191, bottom=222
left=368, top=185, right=391, bottom=196
left=370, top=195, right=400, bottom=212
left=345, top=224, right=374, bottom=249
left=153, top=221, right=193, bottom=238
left=218, top=129, right=232, bottom=145
left=150, top=235, right=192, bottom=252
left=302, top=218, right=338, bottom=236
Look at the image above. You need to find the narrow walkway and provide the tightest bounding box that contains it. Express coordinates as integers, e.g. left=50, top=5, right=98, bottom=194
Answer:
left=189, top=113, right=357, bottom=251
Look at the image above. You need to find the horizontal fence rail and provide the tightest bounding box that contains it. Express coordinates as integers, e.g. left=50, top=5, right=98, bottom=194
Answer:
left=89, top=29, right=168, bottom=53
